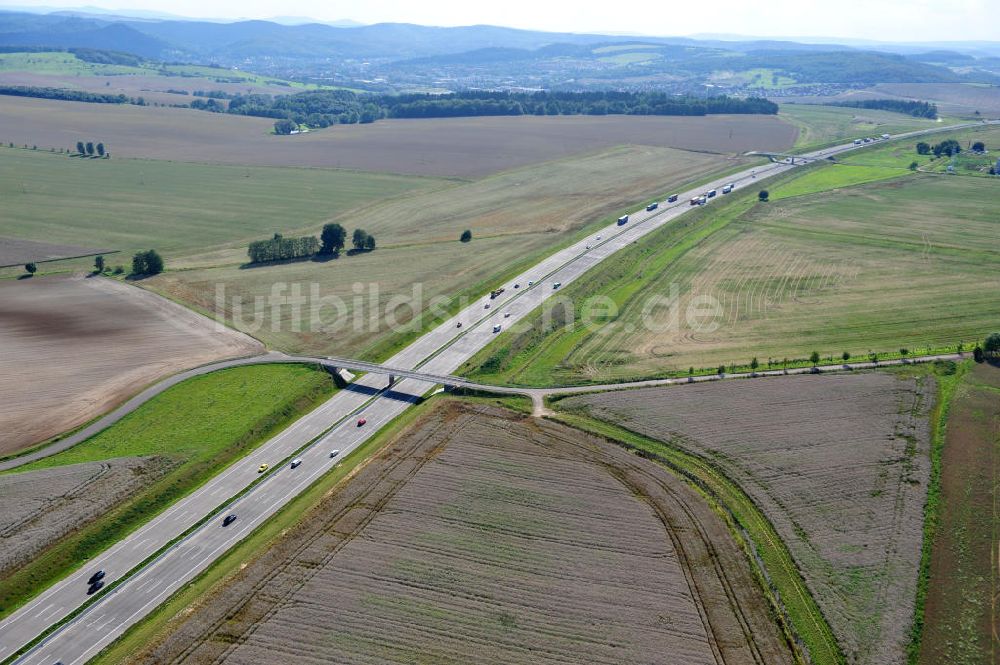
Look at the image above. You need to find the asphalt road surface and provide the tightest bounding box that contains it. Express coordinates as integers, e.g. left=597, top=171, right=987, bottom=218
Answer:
left=2, top=121, right=993, bottom=665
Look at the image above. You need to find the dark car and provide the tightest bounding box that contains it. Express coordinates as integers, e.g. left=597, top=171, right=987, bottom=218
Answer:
left=88, top=570, right=105, bottom=585
left=87, top=580, right=104, bottom=595
left=357, top=418, right=367, bottom=427
left=667, top=194, right=679, bottom=203
left=223, top=514, right=237, bottom=527
left=645, top=202, right=658, bottom=211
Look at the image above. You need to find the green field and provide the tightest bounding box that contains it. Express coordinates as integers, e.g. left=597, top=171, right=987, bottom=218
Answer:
left=0, top=363, right=335, bottom=618
left=0, top=147, right=438, bottom=260
left=780, top=104, right=946, bottom=150
left=461, top=171, right=1000, bottom=386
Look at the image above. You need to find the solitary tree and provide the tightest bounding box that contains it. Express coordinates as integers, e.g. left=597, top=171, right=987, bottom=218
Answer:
left=750, top=357, right=759, bottom=372
left=900, top=348, right=909, bottom=356
left=320, top=223, right=347, bottom=255
left=908, top=161, right=918, bottom=171
left=974, top=344, right=985, bottom=362
left=717, top=364, right=726, bottom=376
left=984, top=332, right=1000, bottom=358
left=96, top=142, right=105, bottom=157
left=972, top=141, right=986, bottom=153
left=758, top=190, right=769, bottom=202
left=76, top=141, right=85, bottom=155
left=131, top=249, right=164, bottom=276
left=352, top=228, right=369, bottom=250
left=842, top=350, right=851, bottom=362
left=869, top=351, right=878, bottom=364
left=460, top=229, right=472, bottom=243
left=916, top=141, right=930, bottom=155
left=24, top=262, right=36, bottom=275
left=364, top=234, right=376, bottom=251
left=94, top=255, right=105, bottom=273
left=809, top=351, right=820, bottom=365
left=85, top=142, right=95, bottom=156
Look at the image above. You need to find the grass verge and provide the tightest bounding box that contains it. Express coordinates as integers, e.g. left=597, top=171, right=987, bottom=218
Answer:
left=0, top=364, right=336, bottom=619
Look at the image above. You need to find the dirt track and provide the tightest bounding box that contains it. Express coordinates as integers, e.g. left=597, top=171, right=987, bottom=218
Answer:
left=126, top=403, right=791, bottom=665
left=0, top=274, right=262, bottom=455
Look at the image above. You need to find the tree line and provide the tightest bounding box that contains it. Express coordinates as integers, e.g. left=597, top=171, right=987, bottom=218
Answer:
left=201, top=89, right=778, bottom=130
left=74, top=140, right=108, bottom=157
left=828, top=98, right=938, bottom=119
left=0, top=85, right=146, bottom=106
left=247, top=224, right=377, bottom=264
left=916, top=139, right=962, bottom=157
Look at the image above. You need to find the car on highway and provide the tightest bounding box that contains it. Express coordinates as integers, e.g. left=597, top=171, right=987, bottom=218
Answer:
left=257, top=463, right=268, bottom=473
left=646, top=202, right=658, bottom=211
left=88, top=570, right=105, bottom=585
left=493, top=324, right=502, bottom=333
left=87, top=580, right=104, bottom=595
left=456, top=321, right=462, bottom=328
left=722, top=183, right=734, bottom=194
left=527, top=280, right=534, bottom=286
left=513, top=283, right=520, bottom=288
left=484, top=303, right=490, bottom=309
left=504, top=311, right=510, bottom=318
left=707, top=189, right=717, bottom=198
left=586, top=244, right=591, bottom=249
left=357, top=418, right=367, bottom=427
left=596, top=235, right=602, bottom=240
left=667, top=194, right=678, bottom=202
left=329, top=449, right=340, bottom=458
left=290, top=458, right=303, bottom=468
left=553, top=282, right=561, bottom=289
left=222, top=514, right=237, bottom=527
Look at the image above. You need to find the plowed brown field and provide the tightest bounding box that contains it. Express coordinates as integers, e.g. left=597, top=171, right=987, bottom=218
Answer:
left=562, top=372, right=934, bottom=665
left=0, top=275, right=262, bottom=455
left=124, top=403, right=791, bottom=665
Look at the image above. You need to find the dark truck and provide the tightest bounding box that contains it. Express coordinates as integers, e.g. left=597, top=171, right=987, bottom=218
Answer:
left=617, top=214, right=629, bottom=225
left=490, top=287, right=505, bottom=299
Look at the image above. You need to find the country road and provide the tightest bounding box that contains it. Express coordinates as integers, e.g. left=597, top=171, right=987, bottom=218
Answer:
left=2, top=119, right=994, bottom=665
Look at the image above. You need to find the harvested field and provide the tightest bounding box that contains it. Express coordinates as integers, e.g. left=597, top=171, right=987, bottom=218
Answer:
left=773, top=84, right=1000, bottom=118
left=465, top=172, right=1000, bottom=385
left=124, top=402, right=792, bottom=665
left=0, top=236, right=111, bottom=267
left=153, top=144, right=738, bottom=358
left=0, top=95, right=797, bottom=177
left=0, top=456, right=175, bottom=577
left=0, top=274, right=262, bottom=455
left=561, top=372, right=935, bottom=665
left=920, top=361, right=1000, bottom=665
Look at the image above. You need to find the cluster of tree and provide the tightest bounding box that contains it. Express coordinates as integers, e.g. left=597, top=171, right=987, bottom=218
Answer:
left=248, top=225, right=378, bottom=264
left=916, top=139, right=962, bottom=157
left=189, top=97, right=224, bottom=111
left=74, top=141, right=107, bottom=157
left=193, top=89, right=778, bottom=127
left=273, top=118, right=299, bottom=135
left=67, top=48, right=144, bottom=66
left=193, top=90, right=235, bottom=99
left=131, top=249, right=163, bottom=276
left=0, top=86, right=140, bottom=105
left=247, top=233, right=320, bottom=264
left=828, top=98, right=938, bottom=118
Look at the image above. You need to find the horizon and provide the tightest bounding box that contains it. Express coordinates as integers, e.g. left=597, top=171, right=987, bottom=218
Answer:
left=2, top=0, right=999, bottom=44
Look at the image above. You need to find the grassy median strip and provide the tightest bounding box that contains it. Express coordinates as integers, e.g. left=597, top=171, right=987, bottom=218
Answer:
left=0, top=364, right=336, bottom=620
left=548, top=408, right=843, bottom=665
left=90, top=393, right=442, bottom=665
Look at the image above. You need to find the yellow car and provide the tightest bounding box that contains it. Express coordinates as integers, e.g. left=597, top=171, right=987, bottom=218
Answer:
left=257, top=463, right=269, bottom=473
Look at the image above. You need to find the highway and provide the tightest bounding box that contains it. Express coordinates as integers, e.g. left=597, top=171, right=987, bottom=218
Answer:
left=2, top=120, right=993, bottom=665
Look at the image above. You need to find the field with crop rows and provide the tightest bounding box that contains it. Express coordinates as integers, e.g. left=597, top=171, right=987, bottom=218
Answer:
left=778, top=104, right=943, bottom=150
left=920, top=361, right=1000, bottom=665
left=561, top=371, right=935, bottom=664
left=0, top=456, right=175, bottom=577
left=123, top=402, right=792, bottom=665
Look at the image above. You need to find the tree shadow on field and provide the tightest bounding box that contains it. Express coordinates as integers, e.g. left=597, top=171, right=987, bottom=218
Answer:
left=16, top=274, right=34, bottom=280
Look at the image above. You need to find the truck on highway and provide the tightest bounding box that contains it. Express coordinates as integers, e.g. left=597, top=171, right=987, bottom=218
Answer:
left=690, top=196, right=700, bottom=206
left=489, top=287, right=505, bottom=299
left=667, top=194, right=678, bottom=203
left=721, top=183, right=734, bottom=194
left=617, top=214, right=629, bottom=225
left=881, top=133, right=890, bottom=140
left=707, top=189, right=717, bottom=198
left=645, top=202, right=658, bottom=211
left=853, top=139, right=863, bottom=145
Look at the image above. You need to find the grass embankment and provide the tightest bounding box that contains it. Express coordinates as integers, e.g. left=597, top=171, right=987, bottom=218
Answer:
left=0, top=364, right=336, bottom=619
left=778, top=104, right=947, bottom=152
left=549, top=407, right=841, bottom=665
left=91, top=391, right=446, bottom=665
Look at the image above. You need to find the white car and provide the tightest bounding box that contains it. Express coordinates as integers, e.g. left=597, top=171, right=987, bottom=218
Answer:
left=484, top=303, right=490, bottom=309
left=596, top=235, right=602, bottom=240
left=493, top=324, right=502, bottom=333
left=290, top=458, right=303, bottom=468
left=329, top=449, right=340, bottom=458
left=528, top=281, right=534, bottom=286
left=504, top=312, right=510, bottom=318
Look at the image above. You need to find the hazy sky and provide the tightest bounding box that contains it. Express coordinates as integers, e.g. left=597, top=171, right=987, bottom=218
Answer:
left=13, top=0, right=1000, bottom=42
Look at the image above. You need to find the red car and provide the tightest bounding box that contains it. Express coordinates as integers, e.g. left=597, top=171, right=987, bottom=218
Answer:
left=357, top=418, right=367, bottom=427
